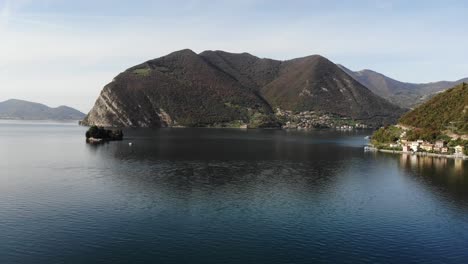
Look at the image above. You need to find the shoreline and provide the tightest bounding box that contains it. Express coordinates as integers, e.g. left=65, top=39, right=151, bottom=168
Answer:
left=366, top=146, right=468, bottom=160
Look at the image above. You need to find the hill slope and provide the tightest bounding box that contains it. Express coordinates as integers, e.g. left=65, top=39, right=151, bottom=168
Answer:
left=82, top=49, right=403, bottom=128
left=399, top=82, right=468, bottom=134
left=258, top=55, right=402, bottom=125
left=339, top=65, right=468, bottom=109
left=0, top=99, right=85, bottom=120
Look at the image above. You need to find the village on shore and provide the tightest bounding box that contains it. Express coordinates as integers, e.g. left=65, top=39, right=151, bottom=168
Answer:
left=367, top=125, right=467, bottom=159
left=276, top=109, right=369, bottom=130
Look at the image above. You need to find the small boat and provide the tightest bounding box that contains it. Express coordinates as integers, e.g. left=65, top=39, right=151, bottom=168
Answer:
left=129, top=142, right=133, bottom=146
left=364, top=136, right=370, bottom=139
left=364, top=145, right=376, bottom=152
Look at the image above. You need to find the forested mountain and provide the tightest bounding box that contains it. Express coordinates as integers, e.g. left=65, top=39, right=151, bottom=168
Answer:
left=399, top=83, right=468, bottom=134
left=82, top=49, right=403, bottom=128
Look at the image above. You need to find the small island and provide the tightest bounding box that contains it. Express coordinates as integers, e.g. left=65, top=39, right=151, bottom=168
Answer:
left=85, top=125, right=123, bottom=144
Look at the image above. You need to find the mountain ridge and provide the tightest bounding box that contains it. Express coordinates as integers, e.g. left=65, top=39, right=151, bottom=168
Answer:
left=199, top=50, right=404, bottom=124
left=82, top=49, right=404, bottom=128
left=339, top=65, right=468, bottom=108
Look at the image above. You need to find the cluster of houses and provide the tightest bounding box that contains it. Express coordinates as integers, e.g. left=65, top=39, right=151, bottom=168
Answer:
left=394, top=139, right=465, bottom=156
left=335, top=124, right=369, bottom=130
left=276, top=108, right=368, bottom=130
left=277, top=109, right=334, bottom=129
left=336, top=125, right=354, bottom=130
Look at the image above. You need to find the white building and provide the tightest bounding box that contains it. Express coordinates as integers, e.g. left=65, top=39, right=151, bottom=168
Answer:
left=435, top=140, right=445, bottom=148
left=411, top=142, right=420, bottom=152
left=454, top=145, right=464, bottom=156
left=402, top=145, right=412, bottom=152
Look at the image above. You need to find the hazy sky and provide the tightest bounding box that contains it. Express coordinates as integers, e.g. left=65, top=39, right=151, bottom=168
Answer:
left=1, top=0, right=467, bottom=112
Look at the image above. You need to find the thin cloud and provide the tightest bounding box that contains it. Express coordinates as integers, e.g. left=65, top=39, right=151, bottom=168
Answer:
left=0, top=0, right=11, bottom=28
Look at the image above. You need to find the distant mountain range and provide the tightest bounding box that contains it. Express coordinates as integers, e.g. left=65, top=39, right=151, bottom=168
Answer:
left=82, top=49, right=403, bottom=128
left=0, top=99, right=85, bottom=120
left=339, top=65, right=468, bottom=109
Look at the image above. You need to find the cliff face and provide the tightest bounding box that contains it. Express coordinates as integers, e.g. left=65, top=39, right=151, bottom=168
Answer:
left=82, top=49, right=403, bottom=128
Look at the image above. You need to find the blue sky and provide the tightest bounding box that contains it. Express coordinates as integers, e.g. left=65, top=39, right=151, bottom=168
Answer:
left=0, top=0, right=467, bottom=112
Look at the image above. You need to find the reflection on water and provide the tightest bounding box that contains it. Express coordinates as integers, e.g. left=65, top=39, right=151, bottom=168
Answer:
left=397, top=154, right=468, bottom=201
left=0, top=122, right=467, bottom=264
left=399, top=154, right=464, bottom=174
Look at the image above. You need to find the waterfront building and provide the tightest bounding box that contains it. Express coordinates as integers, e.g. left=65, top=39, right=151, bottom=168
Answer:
left=411, top=142, right=420, bottom=152
left=454, top=145, right=464, bottom=156
left=421, top=143, right=434, bottom=152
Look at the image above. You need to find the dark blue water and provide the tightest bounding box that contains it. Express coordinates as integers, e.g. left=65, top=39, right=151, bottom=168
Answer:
left=1, top=121, right=467, bottom=264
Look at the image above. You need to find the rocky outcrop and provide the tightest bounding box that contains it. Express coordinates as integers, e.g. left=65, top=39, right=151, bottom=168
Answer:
left=81, top=86, right=169, bottom=127
left=82, top=49, right=404, bottom=128
left=85, top=126, right=123, bottom=144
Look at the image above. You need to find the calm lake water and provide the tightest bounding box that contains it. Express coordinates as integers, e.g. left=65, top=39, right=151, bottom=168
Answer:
left=1, top=121, right=467, bottom=264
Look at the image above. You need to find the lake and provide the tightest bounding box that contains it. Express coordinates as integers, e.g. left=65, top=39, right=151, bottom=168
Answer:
left=1, top=121, right=467, bottom=263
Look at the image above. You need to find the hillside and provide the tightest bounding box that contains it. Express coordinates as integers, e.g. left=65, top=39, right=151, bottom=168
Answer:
left=0, top=99, right=85, bottom=120
left=82, top=49, right=277, bottom=128
left=339, top=65, right=468, bottom=109
left=258, top=55, right=402, bottom=124
left=82, top=49, right=403, bottom=128
left=399, top=83, right=468, bottom=135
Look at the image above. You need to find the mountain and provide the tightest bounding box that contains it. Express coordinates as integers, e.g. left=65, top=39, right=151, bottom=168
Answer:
left=339, top=65, right=468, bottom=109
left=82, top=49, right=277, bottom=128
left=399, top=82, right=468, bottom=135
left=82, top=49, right=403, bottom=128
left=0, top=99, right=85, bottom=120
